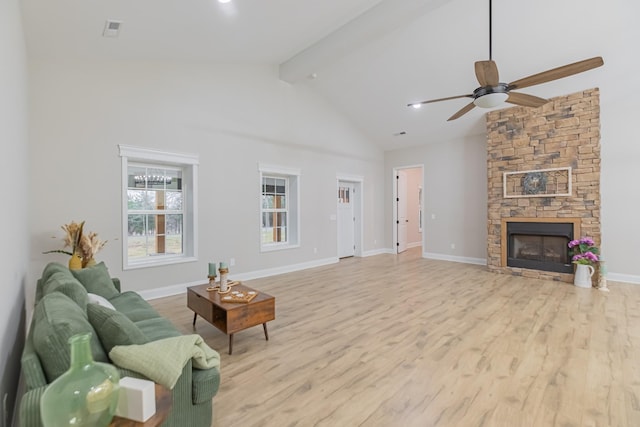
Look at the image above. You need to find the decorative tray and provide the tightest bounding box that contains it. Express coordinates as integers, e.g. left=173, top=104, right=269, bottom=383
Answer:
left=219, top=290, right=258, bottom=304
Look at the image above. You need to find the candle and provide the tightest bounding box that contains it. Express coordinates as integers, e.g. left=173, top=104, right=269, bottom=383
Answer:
left=219, top=262, right=227, bottom=270
left=208, top=262, right=217, bottom=276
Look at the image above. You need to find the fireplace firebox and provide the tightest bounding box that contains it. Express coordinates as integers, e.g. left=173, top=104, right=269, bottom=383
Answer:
left=506, top=222, right=574, bottom=274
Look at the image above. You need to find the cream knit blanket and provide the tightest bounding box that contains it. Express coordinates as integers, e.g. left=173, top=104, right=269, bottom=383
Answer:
left=109, top=334, right=220, bottom=389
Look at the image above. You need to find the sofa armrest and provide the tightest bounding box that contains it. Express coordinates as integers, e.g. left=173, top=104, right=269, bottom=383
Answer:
left=192, top=367, right=220, bottom=404
left=19, top=386, right=45, bottom=427
left=111, top=278, right=121, bottom=293
left=21, top=332, right=47, bottom=390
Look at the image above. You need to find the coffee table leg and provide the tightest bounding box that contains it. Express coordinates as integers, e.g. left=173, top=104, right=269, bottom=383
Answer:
left=192, top=312, right=197, bottom=326
left=263, top=323, right=269, bottom=341
left=229, top=334, right=234, bottom=355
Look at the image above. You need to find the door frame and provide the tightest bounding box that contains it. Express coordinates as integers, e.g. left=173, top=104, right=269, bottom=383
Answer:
left=392, top=165, right=424, bottom=254
left=336, top=174, right=364, bottom=258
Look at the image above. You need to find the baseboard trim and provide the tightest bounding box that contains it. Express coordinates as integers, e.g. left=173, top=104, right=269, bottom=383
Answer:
left=407, top=242, right=422, bottom=249
left=362, top=248, right=395, bottom=257
left=137, top=281, right=199, bottom=301
left=138, top=257, right=339, bottom=300
left=231, top=257, right=339, bottom=282
left=422, top=252, right=487, bottom=266
left=607, top=273, right=640, bottom=285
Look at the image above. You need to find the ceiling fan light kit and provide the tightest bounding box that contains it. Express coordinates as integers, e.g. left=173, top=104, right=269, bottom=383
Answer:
left=408, top=0, right=604, bottom=120
left=472, top=86, right=508, bottom=108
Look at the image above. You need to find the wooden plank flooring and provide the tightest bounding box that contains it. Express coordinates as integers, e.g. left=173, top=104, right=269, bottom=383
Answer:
left=150, top=248, right=640, bottom=426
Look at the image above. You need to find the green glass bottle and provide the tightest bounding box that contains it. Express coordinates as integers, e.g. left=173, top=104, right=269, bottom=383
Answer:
left=40, top=333, right=120, bottom=427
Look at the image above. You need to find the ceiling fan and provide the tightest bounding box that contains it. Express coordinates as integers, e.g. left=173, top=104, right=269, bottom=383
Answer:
left=408, top=0, right=604, bottom=121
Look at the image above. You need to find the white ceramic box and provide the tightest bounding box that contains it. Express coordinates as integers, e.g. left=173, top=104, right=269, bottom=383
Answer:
left=115, top=377, right=156, bottom=422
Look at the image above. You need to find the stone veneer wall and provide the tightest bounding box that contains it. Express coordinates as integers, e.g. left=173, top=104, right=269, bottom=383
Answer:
left=486, top=88, right=601, bottom=282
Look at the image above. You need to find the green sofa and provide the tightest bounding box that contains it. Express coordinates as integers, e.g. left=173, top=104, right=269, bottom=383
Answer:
left=19, top=262, right=220, bottom=427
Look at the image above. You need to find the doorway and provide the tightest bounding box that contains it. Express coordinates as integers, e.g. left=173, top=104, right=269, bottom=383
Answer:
left=393, top=166, right=424, bottom=254
left=337, top=176, right=363, bottom=258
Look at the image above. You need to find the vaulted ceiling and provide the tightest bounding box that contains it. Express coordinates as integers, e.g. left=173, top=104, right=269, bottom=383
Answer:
left=21, top=0, right=635, bottom=150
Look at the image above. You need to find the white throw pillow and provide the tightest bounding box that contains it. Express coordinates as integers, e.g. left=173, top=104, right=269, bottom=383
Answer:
left=87, top=293, right=116, bottom=310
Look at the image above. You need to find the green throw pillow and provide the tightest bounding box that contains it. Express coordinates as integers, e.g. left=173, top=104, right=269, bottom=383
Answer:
left=71, top=262, right=119, bottom=299
left=40, top=262, right=71, bottom=285
left=37, top=262, right=74, bottom=303
left=32, top=293, right=108, bottom=382
left=42, top=271, right=89, bottom=310
left=87, top=303, right=149, bottom=353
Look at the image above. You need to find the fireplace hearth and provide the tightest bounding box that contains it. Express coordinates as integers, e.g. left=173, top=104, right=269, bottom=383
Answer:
left=506, top=222, right=573, bottom=274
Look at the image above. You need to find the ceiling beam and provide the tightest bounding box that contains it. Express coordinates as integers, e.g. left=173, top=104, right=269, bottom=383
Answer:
left=278, top=0, right=453, bottom=84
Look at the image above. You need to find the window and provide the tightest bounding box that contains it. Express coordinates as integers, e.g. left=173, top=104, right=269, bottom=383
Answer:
left=338, top=186, right=350, bottom=203
left=259, top=164, right=300, bottom=251
left=119, top=145, right=198, bottom=269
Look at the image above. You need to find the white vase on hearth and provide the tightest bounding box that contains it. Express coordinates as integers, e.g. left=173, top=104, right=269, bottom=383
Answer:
left=574, top=264, right=595, bottom=288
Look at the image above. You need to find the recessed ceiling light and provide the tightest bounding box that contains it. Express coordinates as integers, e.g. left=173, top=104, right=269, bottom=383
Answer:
left=218, top=0, right=231, bottom=3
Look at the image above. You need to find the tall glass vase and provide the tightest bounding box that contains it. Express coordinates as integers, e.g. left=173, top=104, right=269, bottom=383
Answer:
left=40, top=333, right=120, bottom=427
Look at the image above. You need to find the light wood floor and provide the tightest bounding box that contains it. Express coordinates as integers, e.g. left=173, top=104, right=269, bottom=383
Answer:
left=150, top=248, right=640, bottom=427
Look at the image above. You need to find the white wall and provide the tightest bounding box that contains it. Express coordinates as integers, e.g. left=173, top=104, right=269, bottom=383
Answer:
left=385, top=136, right=488, bottom=263
left=28, top=60, right=385, bottom=300
left=596, top=2, right=640, bottom=281
left=0, top=0, right=29, bottom=423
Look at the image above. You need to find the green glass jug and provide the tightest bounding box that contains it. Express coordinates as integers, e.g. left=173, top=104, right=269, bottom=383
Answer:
left=40, top=333, right=120, bottom=427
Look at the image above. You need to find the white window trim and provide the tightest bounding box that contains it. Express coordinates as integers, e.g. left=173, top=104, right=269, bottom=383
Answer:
left=119, top=145, right=199, bottom=270
left=258, top=163, right=301, bottom=252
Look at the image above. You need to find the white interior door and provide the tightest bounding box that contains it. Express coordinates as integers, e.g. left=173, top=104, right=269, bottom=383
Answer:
left=338, top=183, right=355, bottom=258
left=397, top=171, right=408, bottom=253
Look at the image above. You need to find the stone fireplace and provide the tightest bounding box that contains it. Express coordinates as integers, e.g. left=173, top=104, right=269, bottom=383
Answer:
left=486, top=88, right=601, bottom=282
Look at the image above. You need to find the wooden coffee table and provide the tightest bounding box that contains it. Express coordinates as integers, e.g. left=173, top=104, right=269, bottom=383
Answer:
left=187, top=283, right=275, bottom=354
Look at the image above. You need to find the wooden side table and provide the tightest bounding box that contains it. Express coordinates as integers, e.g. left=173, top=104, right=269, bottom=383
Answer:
left=109, top=384, right=172, bottom=427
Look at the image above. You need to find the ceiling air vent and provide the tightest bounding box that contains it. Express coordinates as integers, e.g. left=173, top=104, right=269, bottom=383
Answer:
left=103, top=20, right=123, bottom=38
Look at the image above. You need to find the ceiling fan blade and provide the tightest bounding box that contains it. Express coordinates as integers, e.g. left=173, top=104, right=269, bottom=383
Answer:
left=447, top=102, right=476, bottom=121
left=475, top=60, right=499, bottom=86
left=508, top=56, right=604, bottom=91
left=408, top=94, right=473, bottom=107
left=506, top=92, right=549, bottom=108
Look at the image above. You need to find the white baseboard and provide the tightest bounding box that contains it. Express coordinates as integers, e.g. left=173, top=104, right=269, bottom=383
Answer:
left=231, top=257, right=338, bottom=281
left=137, top=281, right=198, bottom=301
left=138, top=257, right=339, bottom=300
left=607, top=273, right=640, bottom=285
left=422, top=252, right=487, bottom=266
left=407, top=242, right=422, bottom=249
left=362, top=248, right=395, bottom=257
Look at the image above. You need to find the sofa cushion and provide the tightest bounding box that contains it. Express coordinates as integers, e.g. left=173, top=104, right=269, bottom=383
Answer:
left=40, top=262, right=71, bottom=286
left=87, top=303, right=149, bottom=353
left=36, top=262, right=74, bottom=303
left=109, top=292, right=162, bottom=322
left=134, top=318, right=182, bottom=342
left=41, top=272, right=88, bottom=310
left=32, top=293, right=108, bottom=382
left=71, top=262, right=119, bottom=299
